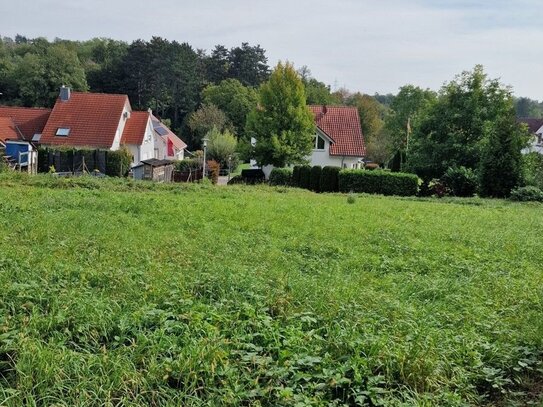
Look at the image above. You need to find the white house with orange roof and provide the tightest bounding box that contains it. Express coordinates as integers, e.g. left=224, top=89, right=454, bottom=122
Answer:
left=1, top=87, right=187, bottom=169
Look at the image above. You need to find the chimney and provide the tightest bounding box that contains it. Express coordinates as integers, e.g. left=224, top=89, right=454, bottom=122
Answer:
left=322, top=105, right=328, bottom=115
left=59, top=85, right=71, bottom=102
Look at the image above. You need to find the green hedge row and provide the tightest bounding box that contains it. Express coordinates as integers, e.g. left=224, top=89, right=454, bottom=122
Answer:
left=338, top=169, right=420, bottom=196
left=269, top=168, right=293, bottom=186
left=320, top=166, right=340, bottom=192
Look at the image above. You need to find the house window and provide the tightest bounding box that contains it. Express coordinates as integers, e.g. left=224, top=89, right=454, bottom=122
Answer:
left=56, top=128, right=70, bottom=137
left=313, top=135, right=325, bottom=150
left=537, top=134, right=543, bottom=145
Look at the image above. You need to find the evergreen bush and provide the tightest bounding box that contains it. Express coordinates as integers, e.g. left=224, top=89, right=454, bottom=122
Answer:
left=338, top=170, right=420, bottom=196
left=310, top=165, right=322, bottom=192
left=269, top=168, right=293, bottom=186
left=320, top=166, right=340, bottom=192
left=441, top=166, right=478, bottom=197
left=298, top=165, right=311, bottom=190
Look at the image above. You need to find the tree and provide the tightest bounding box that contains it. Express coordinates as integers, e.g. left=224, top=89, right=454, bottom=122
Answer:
left=246, top=61, right=315, bottom=167
left=366, top=130, right=394, bottom=166
left=12, top=43, right=88, bottom=106
left=204, top=45, right=230, bottom=84
left=206, top=127, right=239, bottom=170
left=202, top=79, right=257, bottom=136
left=346, top=93, right=386, bottom=143
left=479, top=113, right=527, bottom=197
left=228, top=43, right=270, bottom=87
left=297, top=66, right=337, bottom=105
left=407, top=65, right=514, bottom=180
left=384, top=85, right=436, bottom=154
left=187, top=104, right=232, bottom=148
left=514, top=97, right=543, bottom=118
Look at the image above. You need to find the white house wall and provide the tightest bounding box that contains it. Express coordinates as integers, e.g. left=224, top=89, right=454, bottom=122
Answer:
left=111, top=99, right=132, bottom=150
left=126, top=117, right=155, bottom=166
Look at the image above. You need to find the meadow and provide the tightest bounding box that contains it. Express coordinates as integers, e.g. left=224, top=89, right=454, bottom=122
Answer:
left=0, top=173, right=542, bottom=406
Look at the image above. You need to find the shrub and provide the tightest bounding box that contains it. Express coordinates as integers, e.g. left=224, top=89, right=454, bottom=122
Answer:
left=206, top=160, right=220, bottom=184
left=176, top=158, right=202, bottom=172
left=509, top=186, right=543, bottom=202
left=428, top=178, right=450, bottom=198
left=106, top=148, right=132, bottom=177
left=309, top=165, right=322, bottom=192
left=365, top=163, right=380, bottom=170
left=523, top=152, right=543, bottom=190
left=269, top=168, right=293, bottom=186
left=320, top=166, right=340, bottom=193
left=298, top=165, right=311, bottom=189
left=441, top=166, right=477, bottom=197
left=227, top=175, right=245, bottom=185
left=338, top=169, right=420, bottom=196
left=292, top=165, right=302, bottom=187
left=207, top=127, right=239, bottom=171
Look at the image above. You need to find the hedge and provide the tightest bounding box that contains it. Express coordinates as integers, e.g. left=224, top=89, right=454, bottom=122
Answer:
left=292, top=165, right=301, bottom=188
left=310, top=165, right=322, bottom=192
left=105, top=148, right=132, bottom=177
left=338, top=169, right=420, bottom=196
left=298, top=165, right=311, bottom=190
left=269, top=168, right=293, bottom=186
left=320, top=166, right=340, bottom=192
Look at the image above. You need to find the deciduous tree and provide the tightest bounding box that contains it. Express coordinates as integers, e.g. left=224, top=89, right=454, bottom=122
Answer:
left=246, top=62, right=315, bottom=167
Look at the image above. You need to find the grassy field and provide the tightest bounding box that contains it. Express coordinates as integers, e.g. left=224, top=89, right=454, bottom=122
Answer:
left=0, top=173, right=542, bottom=406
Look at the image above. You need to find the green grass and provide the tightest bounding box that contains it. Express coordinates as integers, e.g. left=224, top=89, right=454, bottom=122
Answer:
left=0, top=173, right=542, bottom=406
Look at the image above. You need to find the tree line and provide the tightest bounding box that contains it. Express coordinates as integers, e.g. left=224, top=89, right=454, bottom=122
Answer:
left=1, top=35, right=542, bottom=197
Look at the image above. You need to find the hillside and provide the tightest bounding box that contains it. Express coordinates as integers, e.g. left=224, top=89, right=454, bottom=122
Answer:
left=0, top=174, right=542, bottom=405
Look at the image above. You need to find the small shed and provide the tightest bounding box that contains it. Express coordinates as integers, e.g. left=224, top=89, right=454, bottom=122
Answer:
left=4, top=140, right=38, bottom=174
left=132, top=159, right=175, bottom=182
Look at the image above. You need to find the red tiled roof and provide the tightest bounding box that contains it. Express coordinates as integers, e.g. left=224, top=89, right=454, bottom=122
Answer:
left=0, top=117, right=21, bottom=143
left=40, top=92, right=128, bottom=148
left=309, top=105, right=366, bottom=157
left=518, top=118, right=543, bottom=134
left=121, top=111, right=150, bottom=145
left=0, top=106, right=51, bottom=141
left=151, top=114, right=187, bottom=150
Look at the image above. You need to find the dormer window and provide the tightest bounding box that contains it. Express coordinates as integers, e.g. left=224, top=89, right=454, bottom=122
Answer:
left=56, top=128, right=70, bottom=137
left=313, top=135, right=325, bottom=150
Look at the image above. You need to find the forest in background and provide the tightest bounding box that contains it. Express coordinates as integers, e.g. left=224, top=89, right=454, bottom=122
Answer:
left=0, top=34, right=542, bottom=156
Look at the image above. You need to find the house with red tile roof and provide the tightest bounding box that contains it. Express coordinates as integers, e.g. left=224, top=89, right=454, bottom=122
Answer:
left=518, top=118, right=543, bottom=154
left=0, top=106, right=51, bottom=146
left=308, top=105, right=366, bottom=168
left=0, top=87, right=186, bottom=167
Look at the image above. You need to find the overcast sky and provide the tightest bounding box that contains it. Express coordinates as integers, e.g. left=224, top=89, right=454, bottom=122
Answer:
left=1, top=0, right=541, bottom=99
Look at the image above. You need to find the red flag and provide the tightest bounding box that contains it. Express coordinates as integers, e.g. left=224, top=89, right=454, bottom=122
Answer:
left=167, top=137, right=174, bottom=157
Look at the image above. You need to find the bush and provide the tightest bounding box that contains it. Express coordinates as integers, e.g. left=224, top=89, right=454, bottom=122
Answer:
left=365, top=163, right=380, bottom=170
left=176, top=158, right=202, bottom=172
left=298, top=165, right=311, bottom=190
left=320, top=166, right=340, bottom=193
left=241, top=169, right=265, bottom=180
left=206, top=160, right=220, bottom=184
left=339, top=169, right=420, bottom=196
left=509, top=186, right=543, bottom=202
left=310, top=165, right=322, bottom=192
left=441, top=166, right=478, bottom=197
left=227, top=175, right=245, bottom=185
left=292, top=165, right=301, bottom=187
left=523, top=152, right=543, bottom=190
left=269, top=168, right=293, bottom=186
left=428, top=178, right=450, bottom=198
left=106, top=148, right=132, bottom=177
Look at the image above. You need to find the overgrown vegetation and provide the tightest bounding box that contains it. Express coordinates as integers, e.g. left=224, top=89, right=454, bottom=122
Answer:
left=0, top=173, right=541, bottom=405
